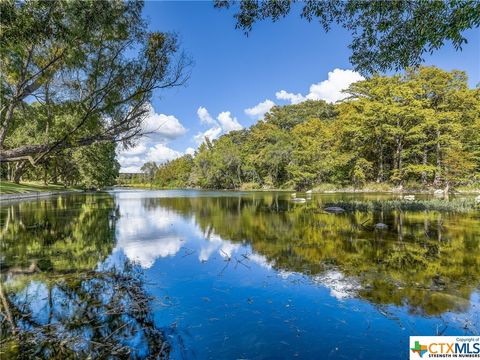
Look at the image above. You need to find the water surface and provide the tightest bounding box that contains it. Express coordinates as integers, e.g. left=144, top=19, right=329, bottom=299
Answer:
left=1, top=190, right=479, bottom=359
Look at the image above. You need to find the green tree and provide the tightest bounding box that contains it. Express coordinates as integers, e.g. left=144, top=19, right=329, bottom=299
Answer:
left=73, top=143, right=120, bottom=189
left=215, top=0, right=480, bottom=74
left=0, top=0, right=189, bottom=181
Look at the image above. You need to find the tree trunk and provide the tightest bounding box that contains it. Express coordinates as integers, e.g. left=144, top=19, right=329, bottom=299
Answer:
left=421, top=147, right=428, bottom=185
left=433, top=128, right=442, bottom=186
left=13, top=161, right=27, bottom=184
left=377, top=141, right=384, bottom=183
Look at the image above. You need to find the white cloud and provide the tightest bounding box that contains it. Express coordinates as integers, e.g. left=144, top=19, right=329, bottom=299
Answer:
left=120, top=144, right=147, bottom=156
left=193, top=126, right=222, bottom=145
left=117, top=103, right=188, bottom=173
left=193, top=106, right=244, bottom=146
left=306, top=69, right=364, bottom=103
left=217, top=111, right=243, bottom=132
left=244, top=99, right=275, bottom=118
left=276, top=69, right=364, bottom=105
left=120, top=166, right=143, bottom=173
left=275, top=90, right=305, bottom=105
left=146, top=144, right=183, bottom=164
left=197, top=106, right=215, bottom=125
left=185, top=147, right=195, bottom=156
left=142, top=104, right=187, bottom=142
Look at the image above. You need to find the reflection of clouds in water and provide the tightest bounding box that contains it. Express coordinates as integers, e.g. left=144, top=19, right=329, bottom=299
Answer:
left=121, top=237, right=183, bottom=269
left=115, top=197, right=185, bottom=268
left=312, top=270, right=360, bottom=300
left=198, top=232, right=240, bottom=262
left=248, top=253, right=273, bottom=270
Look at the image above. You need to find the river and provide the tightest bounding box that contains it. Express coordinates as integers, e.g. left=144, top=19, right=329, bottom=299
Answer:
left=1, top=189, right=479, bottom=359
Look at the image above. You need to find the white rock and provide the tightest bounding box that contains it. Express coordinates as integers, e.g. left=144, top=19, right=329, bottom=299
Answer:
left=433, top=189, right=444, bottom=196
left=324, top=206, right=345, bottom=213
left=404, top=195, right=415, bottom=201
left=306, top=190, right=313, bottom=194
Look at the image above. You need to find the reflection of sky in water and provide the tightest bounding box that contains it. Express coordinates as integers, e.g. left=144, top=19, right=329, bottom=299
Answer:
left=108, top=191, right=479, bottom=360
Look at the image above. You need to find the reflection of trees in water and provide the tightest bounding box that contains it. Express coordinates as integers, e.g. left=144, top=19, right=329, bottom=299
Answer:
left=0, top=194, right=118, bottom=273
left=0, top=194, right=169, bottom=359
left=153, top=195, right=480, bottom=315
left=0, top=265, right=169, bottom=359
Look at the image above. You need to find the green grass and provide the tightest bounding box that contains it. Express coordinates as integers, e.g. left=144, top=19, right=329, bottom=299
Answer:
left=0, top=181, right=73, bottom=195
left=323, top=198, right=479, bottom=213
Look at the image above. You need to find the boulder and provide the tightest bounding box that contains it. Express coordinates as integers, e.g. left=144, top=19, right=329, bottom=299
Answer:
left=404, top=195, right=415, bottom=201
left=433, top=189, right=444, bottom=196
left=306, top=190, right=313, bottom=194
left=374, top=223, right=388, bottom=230
left=291, top=197, right=306, bottom=203
left=324, top=206, right=345, bottom=213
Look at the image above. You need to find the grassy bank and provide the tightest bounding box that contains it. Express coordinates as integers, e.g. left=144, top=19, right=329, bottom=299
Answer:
left=117, top=181, right=480, bottom=194
left=322, top=198, right=479, bottom=213
left=0, top=181, right=74, bottom=195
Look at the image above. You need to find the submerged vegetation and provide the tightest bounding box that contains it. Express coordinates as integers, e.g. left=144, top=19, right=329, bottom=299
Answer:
left=129, top=67, right=479, bottom=192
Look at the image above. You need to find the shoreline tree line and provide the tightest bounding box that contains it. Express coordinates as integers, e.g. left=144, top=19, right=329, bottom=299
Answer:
left=1, top=0, right=479, bottom=190
left=133, top=67, right=479, bottom=191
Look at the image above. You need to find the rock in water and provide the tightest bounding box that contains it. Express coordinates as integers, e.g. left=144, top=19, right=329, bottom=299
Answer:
left=324, top=207, right=345, bottom=213
left=306, top=190, right=313, bottom=194
left=291, top=197, right=306, bottom=203
left=404, top=195, right=415, bottom=201
left=433, top=189, right=444, bottom=197
left=374, top=223, right=388, bottom=230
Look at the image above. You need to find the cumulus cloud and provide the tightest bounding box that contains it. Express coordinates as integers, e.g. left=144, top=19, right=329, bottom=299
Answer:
left=185, top=147, right=195, bottom=156
left=306, top=69, right=364, bottom=103
left=244, top=99, right=275, bottom=118
left=197, top=106, right=215, bottom=125
left=117, top=144, right=184, bottom=173
left=146, top=144, right=183, bottom=163
left=275, top=90, right=305, bottom=105
left=276, top=69, right=364, bottom=105
left=193, top=107, right=243, bottom=145
left=120, top=144, right=147, bottom=156
left=142, top=104, right=187, bottom=142
left=217, top=111, right=243, bottom=132
left=193, top=126, right=222, bottom=145
left=116, top=103, right=189, bottom=173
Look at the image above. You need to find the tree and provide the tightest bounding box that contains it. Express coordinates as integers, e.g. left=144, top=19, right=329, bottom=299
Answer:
left=214, top=0, right=480, bottom=74
left=0, top=0, right=190, bottom=181
left=73, top=142, right=120, bottom=189
left=140, top=161, right=158, bottom=183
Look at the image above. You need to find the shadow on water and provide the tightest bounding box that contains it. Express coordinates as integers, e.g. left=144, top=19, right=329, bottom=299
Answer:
left=0, top=194, right=169, bottom=359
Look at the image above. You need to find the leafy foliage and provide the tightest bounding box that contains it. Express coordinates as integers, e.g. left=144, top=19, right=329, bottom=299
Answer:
left=145, top=67, right=479, bottom=191
left=214, top=0, right=480, bottom=74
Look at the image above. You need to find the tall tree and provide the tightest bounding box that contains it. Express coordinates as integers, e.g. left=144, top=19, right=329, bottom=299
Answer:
left=0, top=0, right=189, bottom=180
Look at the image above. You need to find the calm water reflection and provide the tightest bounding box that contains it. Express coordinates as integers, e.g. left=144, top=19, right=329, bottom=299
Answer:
left=1, top=190, right=479, bottom=359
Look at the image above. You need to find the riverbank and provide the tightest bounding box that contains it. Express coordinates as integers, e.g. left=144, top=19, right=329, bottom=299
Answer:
left=0, top=181, right=83, bottom=202
left=115, top=182, right=480, bottom=194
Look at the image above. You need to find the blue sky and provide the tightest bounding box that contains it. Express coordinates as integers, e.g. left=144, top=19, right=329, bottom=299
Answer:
left=118, top=1, right=480, bottom=173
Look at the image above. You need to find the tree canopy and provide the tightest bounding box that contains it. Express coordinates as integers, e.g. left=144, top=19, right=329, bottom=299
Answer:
left=142, top=67, right=479, bottom=191
left=0, top=0, right=189, bottom=183
left=214, top=0, right=480, bottom=74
